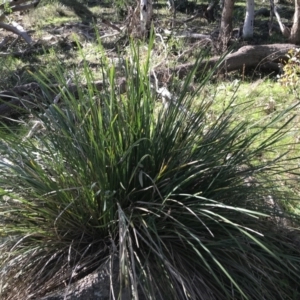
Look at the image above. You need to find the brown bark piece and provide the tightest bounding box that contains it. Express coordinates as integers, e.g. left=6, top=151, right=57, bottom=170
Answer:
left=219, top=0, right=235, bottom=51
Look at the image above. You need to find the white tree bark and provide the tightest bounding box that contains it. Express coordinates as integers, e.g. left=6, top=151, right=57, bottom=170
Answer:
left=290, top=0, right=300, bottom=44
left=274, top=5, right=291, bottom=37
left=167, top=0, right=174, bottom=10
left=140, top=0, right=153, bottom=34
left=243, top=0, right=255, bottom=38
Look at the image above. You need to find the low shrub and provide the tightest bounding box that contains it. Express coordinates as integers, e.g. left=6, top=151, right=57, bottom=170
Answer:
left=278, top=47, right=300, bottom=92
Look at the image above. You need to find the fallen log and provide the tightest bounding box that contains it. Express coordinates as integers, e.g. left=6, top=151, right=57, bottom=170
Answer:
left=171, top=43, right=296, bottom=78
left=0, top=22, right=32, bottom=45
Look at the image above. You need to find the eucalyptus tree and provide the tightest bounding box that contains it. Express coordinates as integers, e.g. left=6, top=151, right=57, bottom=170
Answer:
left=219, top=0, right=235, bottom=50
left=243, top=0, right=254, bottom=38
left=290, top=0, right=300, bottom=44
left=140, top=0, right=153, bottom=35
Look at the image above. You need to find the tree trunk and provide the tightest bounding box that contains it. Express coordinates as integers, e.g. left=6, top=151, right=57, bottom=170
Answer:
left=290, top=0, right=300, bottom=44
left=219, top=0, right=235, bottom=51
left=243, top=0, right=254, bottom=38
left=269, top=0, right=274, bottom=35
left=140, top=0, right=153, bottom=35
left=274, top=5, right=291, bottom=38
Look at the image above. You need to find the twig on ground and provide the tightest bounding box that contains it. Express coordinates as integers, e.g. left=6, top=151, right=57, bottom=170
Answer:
left=53, top=77, right=73, bottom=104
left=23, top=120, right=44, bottom=140
left=177, top=39, right=213, bottom=62
left=175, top=32, right=212, bottom=40
left=100, top=32, right=121, bottom=39
left=0, top=37, right=10, bottom=49
left=0, top=51, right=26, bottom=57
left=101, top=18, right=122, bottom=33
left=151, top=32, right=168, bottom=70
left=8, top=36, right=21, bottom=50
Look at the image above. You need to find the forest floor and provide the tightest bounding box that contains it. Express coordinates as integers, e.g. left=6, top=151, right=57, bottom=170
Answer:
left=0, top=0, right=295, bottom=88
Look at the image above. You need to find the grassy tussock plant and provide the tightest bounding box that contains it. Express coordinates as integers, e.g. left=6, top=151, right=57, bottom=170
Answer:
left=1, top=39, right=300, bottom=299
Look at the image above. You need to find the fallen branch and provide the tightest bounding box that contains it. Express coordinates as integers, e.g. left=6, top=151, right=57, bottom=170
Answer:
left=175, top=32, right=212, bottom=40
left=163, top=29, right=212, bottom=40
left=0, top=37, right=10, bottom=49
left=0, top=50, right=28, bottom=57
left=101, top=18, right=122, bottom=33
left=0, top=21, right=32, bottom=44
